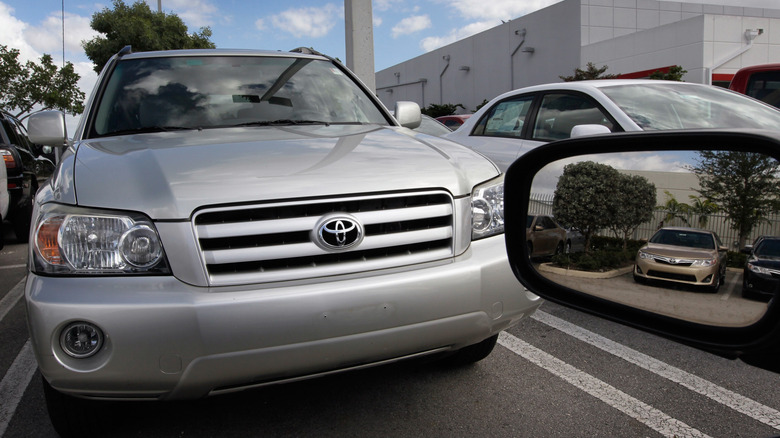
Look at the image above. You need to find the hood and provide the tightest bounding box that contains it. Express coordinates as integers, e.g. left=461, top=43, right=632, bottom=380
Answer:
left=69, top=125, right=498, bottom=219
left=642, top=243, right=717, bottom=259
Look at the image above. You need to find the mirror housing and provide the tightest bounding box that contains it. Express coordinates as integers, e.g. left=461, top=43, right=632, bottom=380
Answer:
left=504, top=130, right=780, bottom=371
left=571, top=124, right=612, bottom=138
left=27, top=110, right=67, bottom=147
left=394, top=101, right=422, bottom=129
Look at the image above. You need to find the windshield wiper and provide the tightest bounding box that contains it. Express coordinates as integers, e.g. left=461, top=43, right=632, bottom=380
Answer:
left=234, top=119, right=331, bottom=127
left=100, top=126, right=195, bottom=137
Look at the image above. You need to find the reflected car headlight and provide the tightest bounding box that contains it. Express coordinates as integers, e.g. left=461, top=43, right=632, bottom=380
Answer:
left=471, top=175, right=504, bottom=240
left=691, top=258, right=717, bottom=267
left=638, top=250, right=652, bottom=260
left=747, top=262, right=772, bottom=275
left=32, top=204, right=170, bottom=275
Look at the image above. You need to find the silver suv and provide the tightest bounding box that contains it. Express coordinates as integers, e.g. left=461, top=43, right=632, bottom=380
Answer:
left=26, top=47, right=541, bottom=436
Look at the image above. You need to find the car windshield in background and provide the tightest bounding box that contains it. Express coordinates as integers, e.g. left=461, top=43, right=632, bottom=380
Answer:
left=649, top=229, right=716, bottom=250
left=91, top=55, right=388, bottom=137
left=600, top=83, right=780, bottom=130
left=755, top=239, right=780, bottom=258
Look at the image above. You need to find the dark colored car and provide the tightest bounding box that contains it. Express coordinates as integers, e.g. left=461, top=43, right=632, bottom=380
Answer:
left=742, top=236, right=780, bottom=301
left=0, top=110, right=55, bottom=241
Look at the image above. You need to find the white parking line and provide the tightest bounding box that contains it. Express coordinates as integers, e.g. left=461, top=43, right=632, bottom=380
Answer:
left=720, top=270, right=739, bottom=301
left=498, top=332, right=711, bottom=438
left=532, top=310, right=780, bottom=430
left=0, top=340, right=38, bottom=437
left=0, top=278, right=24, bottom=322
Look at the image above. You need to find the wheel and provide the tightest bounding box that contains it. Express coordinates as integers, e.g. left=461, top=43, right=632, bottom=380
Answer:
left=708, top=273, right=721, bottom=293
left=11, top=200, right=32, bottom=243
left=42, top=376, right=104, bottom=438
left=555, top=241, right=564, bottom=256
left=526, top=242, right=533, bottom=259
left=441, top=334, right=499, bottom=366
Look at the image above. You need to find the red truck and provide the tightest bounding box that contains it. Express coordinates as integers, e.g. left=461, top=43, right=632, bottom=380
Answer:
left=728, top=63, right=780, bottom=108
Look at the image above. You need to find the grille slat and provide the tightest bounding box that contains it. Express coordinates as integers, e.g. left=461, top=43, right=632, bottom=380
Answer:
left=194, top=192, right=455, bottom=286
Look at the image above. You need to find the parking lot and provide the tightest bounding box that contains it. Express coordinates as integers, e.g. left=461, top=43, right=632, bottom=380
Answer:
left=2, top=233, right=780, bottom=437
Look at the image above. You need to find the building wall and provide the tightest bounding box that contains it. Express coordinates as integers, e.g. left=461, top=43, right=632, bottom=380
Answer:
left=376, top=0, right=581, bottom=112
left=376, top=0, right=780, bottom=112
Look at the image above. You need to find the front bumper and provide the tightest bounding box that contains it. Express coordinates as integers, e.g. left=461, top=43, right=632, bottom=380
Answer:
left=742, top=271, right=780, bottom=300
left=634, top=259, right=719, bottom=287
left=26, top=235, right=541, bottom=400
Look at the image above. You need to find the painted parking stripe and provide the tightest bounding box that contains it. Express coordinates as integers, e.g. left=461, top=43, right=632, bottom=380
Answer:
left=0, top=340, right=38, bottom=437
left=498, top=332, right=710, bottom=438
left=0, top=278, right=24, bottom=322
left=532, top=310, right=780, bottom=430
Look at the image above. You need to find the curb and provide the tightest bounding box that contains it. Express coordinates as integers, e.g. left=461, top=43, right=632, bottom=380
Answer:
left=537, top=263, right=634, bottom=279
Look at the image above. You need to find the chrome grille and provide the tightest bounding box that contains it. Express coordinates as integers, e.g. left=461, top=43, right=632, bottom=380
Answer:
left=194, top=192, right=455, bottom=286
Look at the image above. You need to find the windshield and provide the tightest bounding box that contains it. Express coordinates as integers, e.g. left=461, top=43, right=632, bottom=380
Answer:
left=649, top=229, right=715, bottom=249
left=755, top=239, right=780, bottom=258
left=90, top=55, right=389, bottom=137
left=600, top=83, right=780, bottom=130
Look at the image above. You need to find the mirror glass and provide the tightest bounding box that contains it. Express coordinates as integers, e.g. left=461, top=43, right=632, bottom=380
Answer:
left=528, top=150, right=779, bottom=327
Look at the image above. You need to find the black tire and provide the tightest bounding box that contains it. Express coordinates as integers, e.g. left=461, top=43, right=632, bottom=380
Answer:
left=441, top=334, right=499, bottom=366
left=526, top=242, right=533, bottom=260
left=42, top=376, right=104, bottom=438
left=708, top=273, right=721, bottom=293
left=11, top=200, right=32, bottom=243
left=555, top=241, right=564, bottom=256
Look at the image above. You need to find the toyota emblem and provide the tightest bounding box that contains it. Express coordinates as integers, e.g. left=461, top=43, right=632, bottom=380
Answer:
left=313, top=214, right=364, bottom=251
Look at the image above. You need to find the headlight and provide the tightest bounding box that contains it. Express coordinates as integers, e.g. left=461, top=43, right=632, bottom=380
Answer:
left=747, top=262, right=771, bottom=275
left=32, top=204, right=170, bottom=275
left=472, top=175, right=504, bottom=240
left=638, top=250, right=652, bottom=260
left=691, top=258, right=717, bottom=267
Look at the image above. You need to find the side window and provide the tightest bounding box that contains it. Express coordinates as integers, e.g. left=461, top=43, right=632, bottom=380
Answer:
left=472, top=95, right=534, bottom=138
left=532, top=93, right=614, bottom=141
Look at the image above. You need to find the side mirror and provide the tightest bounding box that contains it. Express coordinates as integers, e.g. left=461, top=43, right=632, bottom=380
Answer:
left=27, top=110, right=67, bottom=147
left=570, top=124, right=611, bottom=138
left=394, top=101, right=422, bottom=130
left=504, top=130, right=780, bottom=372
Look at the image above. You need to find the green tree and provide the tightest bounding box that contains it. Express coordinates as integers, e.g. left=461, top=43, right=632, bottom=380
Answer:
left=689, top=151, right=780, bottom=248
left=687, top=195, right=718, bottom=228
left=421, top=103, right=465, bottom=118
left=0, top=45, right=85, bottom=120
left=648, top=65, right=687, bottom=81
left=83, top=0, right=215, bottom=73
left=659, top=191, right=690, bottom=227
left=559, top=62, right=619, bottom=82
left=608, top=174, right=656, bottom=250
left=552, top=161, right=621, bottom=252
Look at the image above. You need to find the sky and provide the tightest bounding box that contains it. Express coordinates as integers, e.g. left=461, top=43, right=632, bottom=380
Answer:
left=1, top=0, right=779, bottom=128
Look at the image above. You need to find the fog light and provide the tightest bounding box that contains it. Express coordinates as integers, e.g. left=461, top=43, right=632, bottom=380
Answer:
left=60, top=322, right=104, bottom=358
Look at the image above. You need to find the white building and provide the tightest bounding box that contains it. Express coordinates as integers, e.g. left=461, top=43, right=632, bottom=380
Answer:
left=376, top=0, right=780, bottom=113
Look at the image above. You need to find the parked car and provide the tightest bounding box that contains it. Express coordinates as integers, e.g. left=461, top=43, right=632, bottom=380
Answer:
left=25, top=47, right=542, bottom=436
left=0, top=110, right=55, bottom=241
left=634, top=227, right=728, bottom=292
left=436, top=114, right=471, bottom=129
left=0, top=159, right=8, bottom=250
left=414, top=114, right=452, bottom=136
left=526, top=214, right=567, bottom=258
left=741, top=236, right=780, bottom=301
left=444, top=80, right=780, bottom=171
left=728, top=63, right=780, bottom=108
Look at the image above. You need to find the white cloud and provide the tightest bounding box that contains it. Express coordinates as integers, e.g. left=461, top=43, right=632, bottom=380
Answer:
left=374, top=0, right=403, bottom=12
left=154, top=0, right=219, bottom=28
left=391, top=15, right=431, bottom=38
left=24, top=12, right=98, bottom=61
left=271, top=4, right=341, bottom=38
left=447, top=0, right=562, bottom=21
left=420, top=20, right=494, bottom=52
left=255, top=18, right=265, bottom=31
left=0, top=2, right=39, bottom=61
left=373, top=15, right=382, bottom=27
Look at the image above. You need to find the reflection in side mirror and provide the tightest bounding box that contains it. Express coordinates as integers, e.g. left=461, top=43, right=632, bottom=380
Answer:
left=504, top=130, right=780, bottom=370
left=529, top=149, right=777, bottom=327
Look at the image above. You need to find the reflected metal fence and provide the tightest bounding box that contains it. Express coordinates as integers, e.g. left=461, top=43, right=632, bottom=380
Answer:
left=529, top=193, right=780, bottom=250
